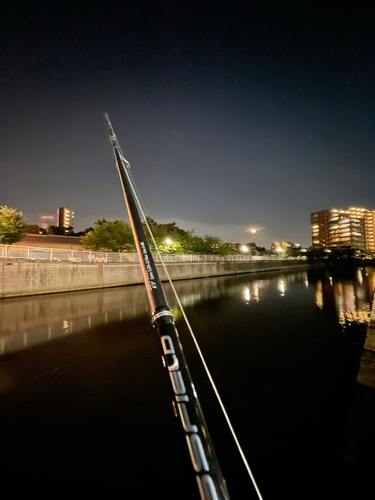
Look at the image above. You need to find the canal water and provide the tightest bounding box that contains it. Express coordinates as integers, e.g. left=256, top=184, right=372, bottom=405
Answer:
left=1, top=267, right=374, bottom=499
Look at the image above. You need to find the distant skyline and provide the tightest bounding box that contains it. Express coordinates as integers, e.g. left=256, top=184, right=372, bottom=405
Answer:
left=1, top=2, right=375, bottom=248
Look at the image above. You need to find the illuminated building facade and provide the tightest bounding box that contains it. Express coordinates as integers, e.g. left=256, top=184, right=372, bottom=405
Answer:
left=38, top=213, right=57, bottom=230
left=311, top=207, right=375, bottom=249
left=57, top=207, right=75, bottom=232
left=271, top=241, right=300, bottom=252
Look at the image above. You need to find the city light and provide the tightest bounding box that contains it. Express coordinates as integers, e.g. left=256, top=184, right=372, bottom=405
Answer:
left=165, top=238, right=173, bottom=245
left=278, top=279, right=285, bottom=296
left=243, top=286, right=250, bottom=302
left=240, top=245, right=249, bottom=252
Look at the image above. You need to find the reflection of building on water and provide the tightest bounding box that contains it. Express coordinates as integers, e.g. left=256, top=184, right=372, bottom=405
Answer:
left=242, top=282, right=261, bottom=304
left=314, top=270, right=373, bottom=326
left=338, top=304, right=370, bottom=326
left=315, top=281, right=323, bottom=309
left=278, top=279, right=285, bottom=297
left=358, top=268, right=363, bottom=285
left=0, top=271, right=306, bottom=355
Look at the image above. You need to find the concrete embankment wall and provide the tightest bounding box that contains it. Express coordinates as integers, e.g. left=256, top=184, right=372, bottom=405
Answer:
left=0, top=258, right=308, bottom=299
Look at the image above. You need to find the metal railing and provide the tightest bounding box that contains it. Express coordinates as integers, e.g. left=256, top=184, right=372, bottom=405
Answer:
left=0, top=244, right=305, bottom=263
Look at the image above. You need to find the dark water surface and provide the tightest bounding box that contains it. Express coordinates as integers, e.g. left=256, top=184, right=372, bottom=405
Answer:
left=1, top=267, right=375, bottom=499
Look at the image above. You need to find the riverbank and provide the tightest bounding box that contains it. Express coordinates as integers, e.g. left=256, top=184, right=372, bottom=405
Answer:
left=0, top=258, right=308, bottom=298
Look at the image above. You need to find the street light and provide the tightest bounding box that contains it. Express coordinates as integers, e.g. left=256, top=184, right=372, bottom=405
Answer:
left=165, top=238, right=173, bottom=245
left=240, top=245, right=249, bottom=253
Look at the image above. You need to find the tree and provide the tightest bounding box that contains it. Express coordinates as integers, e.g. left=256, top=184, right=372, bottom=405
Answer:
left=176, top=229, right=203, bottom=254
left=48, top=225, right=74, bottom=235
left=25, top=224, right=42, bottom=234
left=142, top=218, right=240, bottom=255
left=143, top=217, right=187, bottom=253
left=0, top=206, right=27, bottom=244
left=81, top=219, right=135, bottom=252
left=285, top=247, right=300, bottom=258
left=73, top=227, right=94, bottom=237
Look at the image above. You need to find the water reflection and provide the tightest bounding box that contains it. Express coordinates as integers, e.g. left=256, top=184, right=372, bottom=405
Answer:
left=278, top=279, right=286, bottom=297
left=310, top=267, right=375, bottom=328
left=242, top=283, right=260, bottom=304
left=254, top=284, right=259, bottom=302
left=1, top=267, right=374, bottom=354
left=0, top=271, right=304, bottom=354
left=315, top=281, right=323, bottom=309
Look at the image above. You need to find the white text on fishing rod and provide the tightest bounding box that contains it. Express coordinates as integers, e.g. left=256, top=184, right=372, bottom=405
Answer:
left=140, top=241, right=157, bottom=290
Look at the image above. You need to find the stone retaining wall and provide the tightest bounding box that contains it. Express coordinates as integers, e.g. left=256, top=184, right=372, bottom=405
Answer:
left=0, top=258, right=308, bottom=298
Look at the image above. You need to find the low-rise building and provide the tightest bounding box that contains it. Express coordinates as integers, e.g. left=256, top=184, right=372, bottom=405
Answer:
left=271, top=241, right=300, bottom=252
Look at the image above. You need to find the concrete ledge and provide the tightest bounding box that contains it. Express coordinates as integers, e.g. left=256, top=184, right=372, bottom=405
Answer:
left=0, top=258, right=308, bottom=299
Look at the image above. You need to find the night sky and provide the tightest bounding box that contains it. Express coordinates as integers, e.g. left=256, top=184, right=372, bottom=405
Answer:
left=1, top=1, right=374, bottom=247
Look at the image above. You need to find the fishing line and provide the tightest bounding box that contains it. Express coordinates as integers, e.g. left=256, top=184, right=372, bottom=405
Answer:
left=126, top=166, right=264, bottom=500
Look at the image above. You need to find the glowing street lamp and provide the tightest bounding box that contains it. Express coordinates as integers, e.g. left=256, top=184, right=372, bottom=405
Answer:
left=240, top=245, right=249, bottom=253
left=165, top=238, right=173, bottom=245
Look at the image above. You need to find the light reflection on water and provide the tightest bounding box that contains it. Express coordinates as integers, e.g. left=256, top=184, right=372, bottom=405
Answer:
left=0, top=267, right=374, bottom=355
left=313, top=267, right=374, bottom=327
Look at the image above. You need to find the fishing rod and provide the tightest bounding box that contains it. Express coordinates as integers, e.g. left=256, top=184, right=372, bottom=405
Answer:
left=105, top=114, right=230, bottom=500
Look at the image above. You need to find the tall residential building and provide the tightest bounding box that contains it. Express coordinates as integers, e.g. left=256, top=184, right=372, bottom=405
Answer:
left=311, top=207, right=375, bottom=249
left=57, top=207, right=75, bottom=232
left=38, top=213, right=57, bottom=230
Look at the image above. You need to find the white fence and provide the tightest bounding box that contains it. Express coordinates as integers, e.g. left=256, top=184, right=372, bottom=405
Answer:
left=0, top=244, right=303, bottom=263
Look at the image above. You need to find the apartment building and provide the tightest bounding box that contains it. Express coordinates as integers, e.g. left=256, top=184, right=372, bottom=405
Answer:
left=57, top=207, right=75, bottom=232
left=311, top=207, right=375, bottom=249
left=38, top=213, right=57, bottom=230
